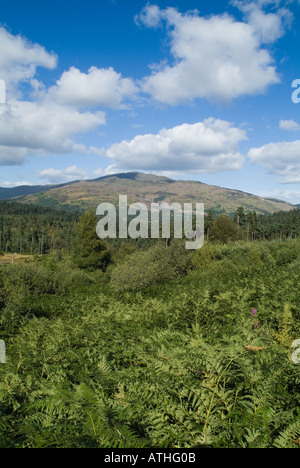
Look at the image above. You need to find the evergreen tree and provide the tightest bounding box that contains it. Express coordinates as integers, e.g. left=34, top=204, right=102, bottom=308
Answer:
left=234, top=207, right=246, bottom=228
left=72, top=209, right=111, bottom=271
left=246, top=211, right=258, bottom=241
left=205, top=210, right=214, bottom=240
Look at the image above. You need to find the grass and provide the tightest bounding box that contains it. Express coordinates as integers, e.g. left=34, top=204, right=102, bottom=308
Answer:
left=0, top=253, right=36, bottom=265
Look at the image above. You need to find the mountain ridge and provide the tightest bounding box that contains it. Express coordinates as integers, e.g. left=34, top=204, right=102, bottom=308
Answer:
left=0, top=172, right=295, bottom=215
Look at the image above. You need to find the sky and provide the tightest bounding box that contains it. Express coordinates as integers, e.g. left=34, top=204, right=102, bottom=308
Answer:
left=1, top=0, right=300, bottom=203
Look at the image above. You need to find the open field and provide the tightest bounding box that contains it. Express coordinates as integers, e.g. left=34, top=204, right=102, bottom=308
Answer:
left=0, top=253, right=36, bottom=265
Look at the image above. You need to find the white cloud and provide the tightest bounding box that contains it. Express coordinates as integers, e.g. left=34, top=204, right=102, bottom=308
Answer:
left=135, top=4, right=162, bottom=28
left=248, top=140, right=300, bottom=183
left=105, top=118, right=246, bottom=174
left=0, top=180, right=34, bottom=188
left=37, top=165, right=88, bottom=184
left=138, top=5, right=282, bottom=105
left=48, top=66, right=137, bottom=109
left=0, top=100, right=106, bottom=165
left=0, top=26, right=57, bottom=96
left=103, top=164, right=122, bottom=175
left=233, top=1, right=292, bottom=43
left=256, top=189, right=300, bottom=204
left=0, top=25, right=137, bottom=166
left=93, top=168, right=104, bottom=178
left=279, top=119, right=300, bottom=131
left=0, top=145, right=30, bottom=166
left=72, top=143, right=106, bottom=156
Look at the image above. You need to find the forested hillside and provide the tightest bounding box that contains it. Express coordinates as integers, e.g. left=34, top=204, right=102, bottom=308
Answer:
left=0, top=201, right=79, bottom=255
left=1, top=201, right=300, bottom=259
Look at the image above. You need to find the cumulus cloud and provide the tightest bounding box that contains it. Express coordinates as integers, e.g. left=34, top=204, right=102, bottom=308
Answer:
left=0, top=25, right=138, bottom=166
left=37, top=165, right=88, bottom=184
left=137, top=4, right=282, bottom=105
left=233, top=1, right=292, bottom=43
left=105, top=118, right=246, bottom=174
left=0, top=26, right=57, bottom=95
left=279, top=119, right=300, bottom=131
left=248, top=140, right=300, bottom=183
left=48, top=66, right=138, bottom=109
left=0, top=100, right=106, bottom=165
left=0, top=145, right=30, bottom=166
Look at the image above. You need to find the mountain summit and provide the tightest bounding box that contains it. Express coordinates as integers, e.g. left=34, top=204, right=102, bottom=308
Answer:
left=0, top=172, right=294, bottom=215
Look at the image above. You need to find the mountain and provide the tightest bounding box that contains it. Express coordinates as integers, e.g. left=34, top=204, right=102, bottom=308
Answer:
left=0, top=172, right=295, bottom=215
left=0, top=180, right=79, bottom=200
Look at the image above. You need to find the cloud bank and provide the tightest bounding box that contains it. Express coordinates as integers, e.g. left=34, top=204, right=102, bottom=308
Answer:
left=105, top=118, right=246, bottom=174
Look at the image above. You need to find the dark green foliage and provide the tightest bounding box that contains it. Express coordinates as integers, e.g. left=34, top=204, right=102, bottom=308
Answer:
left=72, top=209, right=111, bottom=271
left=0, top=201, right=78, bottom=255
left=210, top=214, right=244, bottom=243
left=0, top=237, right=300, bottom=448
left=110, top=240, right=192, bottom=293
left=205, top=207, right=300, bottom=244
left=233, top=206, right=300, bottom=241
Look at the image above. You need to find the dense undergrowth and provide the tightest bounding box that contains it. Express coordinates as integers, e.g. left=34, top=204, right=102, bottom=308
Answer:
left=0, top=239, right=299, bottom=448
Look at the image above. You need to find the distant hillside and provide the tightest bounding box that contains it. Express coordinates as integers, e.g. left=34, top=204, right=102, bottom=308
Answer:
left=0, top=172, right=294, bottom=215
left=0, top=181, right=78, bottom=200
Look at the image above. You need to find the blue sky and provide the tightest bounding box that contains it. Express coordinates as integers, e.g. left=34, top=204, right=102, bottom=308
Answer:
left=1, top=0, right=300, bottom=203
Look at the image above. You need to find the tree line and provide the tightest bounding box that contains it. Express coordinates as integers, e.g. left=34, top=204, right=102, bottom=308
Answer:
left=233, top=206, right=300, bottom=241
left=1, top=200, right=300, bottom=260
left=0, top=201, right=79, bottom=255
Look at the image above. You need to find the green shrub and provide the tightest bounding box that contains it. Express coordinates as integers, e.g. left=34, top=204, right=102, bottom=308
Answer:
left=192, top=242, right=223, bottom=269
left=274, top=242, right=300, bottom=266
left=210, top=215, right=245, bottom=243
left=110, top=241, right=192, bottom=292
left=54, top=269, right=95, bottom=293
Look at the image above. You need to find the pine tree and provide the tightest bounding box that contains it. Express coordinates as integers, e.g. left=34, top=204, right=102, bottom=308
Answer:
left=205, top=210, right=214, bottom=240
left=234, top=207, right=246, bottom=228
left=72, top=209, right=111, bottom=271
